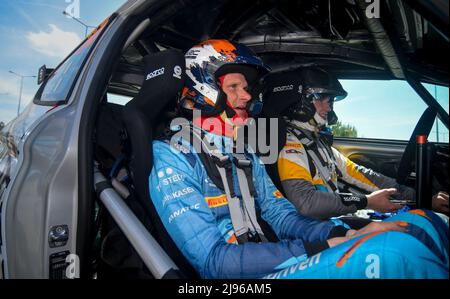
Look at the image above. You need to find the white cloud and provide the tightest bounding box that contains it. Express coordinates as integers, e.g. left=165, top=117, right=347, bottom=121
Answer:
left=26, top=24, right=82, bottom=58
left=0, top=76, right=34, bottom=102
left=0, top=74, right=36, bottom=123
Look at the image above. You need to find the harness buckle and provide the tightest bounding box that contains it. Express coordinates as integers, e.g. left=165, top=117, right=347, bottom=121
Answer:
left=247, top=230, right=262, bottom=243
left=232, top=156, right=252, bottom=169
left=211, top=155, right=232, bottom=168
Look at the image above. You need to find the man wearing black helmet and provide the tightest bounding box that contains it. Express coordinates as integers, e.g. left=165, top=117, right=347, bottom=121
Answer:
left=266, top=67, right=447, bottom=221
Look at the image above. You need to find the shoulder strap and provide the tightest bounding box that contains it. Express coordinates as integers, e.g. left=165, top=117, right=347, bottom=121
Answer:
left=162, top=126, right=223, bottom=189
left=232, top=153, right=267, bottom=243
left=286, top=129, right=317, bottom=179
left=317, top=136, right=343, bottom=179
left=169, top=123, right=267, bottom=244
left=287, top=124, right=338, bottom=192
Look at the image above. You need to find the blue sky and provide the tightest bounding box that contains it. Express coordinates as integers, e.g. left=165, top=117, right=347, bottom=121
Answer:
left=0, top=0, right=126, bottom=123
left=335, top=80, right=449, bottom=142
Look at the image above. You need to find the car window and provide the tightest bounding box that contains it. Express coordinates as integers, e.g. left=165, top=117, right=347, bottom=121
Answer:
left=332, top=80, right=449, bottom=143
left=107, top=93, right=133, bottom=106
left=35, top=16, right=113, bottom=105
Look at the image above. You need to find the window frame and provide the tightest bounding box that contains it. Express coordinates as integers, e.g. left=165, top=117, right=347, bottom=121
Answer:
left=32, top=14, right=116, bottom=107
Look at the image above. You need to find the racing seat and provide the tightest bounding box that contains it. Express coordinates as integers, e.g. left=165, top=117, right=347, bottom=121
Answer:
left=258, top=75, right=289, bottom=195
left=94, top=98, right=124, bottom=171
left=121, top=49, right=199, bottom=278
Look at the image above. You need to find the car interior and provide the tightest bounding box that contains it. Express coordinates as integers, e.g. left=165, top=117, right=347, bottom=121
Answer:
left=89, top=0, right=449, bottom=279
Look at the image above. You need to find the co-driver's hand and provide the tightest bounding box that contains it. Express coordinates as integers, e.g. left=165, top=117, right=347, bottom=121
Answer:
left=432, top=192, right=449, bottom=214
left=345, top=221, right=407, bottom=239
left=366, top=188, right=403, bottom=213
left=327, top=221, right=408, bottom=248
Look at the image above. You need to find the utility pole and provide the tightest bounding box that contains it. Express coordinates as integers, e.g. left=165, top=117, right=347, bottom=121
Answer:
left=62, top=11, right=96, bottom=38
left=9, top=71, right=36, bottom=116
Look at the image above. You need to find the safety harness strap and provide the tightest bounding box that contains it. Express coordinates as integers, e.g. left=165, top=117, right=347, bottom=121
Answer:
left=287, top=124, right=339, bottom=192
left=192, top=127, right=267, bottom=243
left=233, top=153, right=268, bottom=242
left=217, top=165, right=250, bottom=242
left=171, top=123, right=266, bottom=244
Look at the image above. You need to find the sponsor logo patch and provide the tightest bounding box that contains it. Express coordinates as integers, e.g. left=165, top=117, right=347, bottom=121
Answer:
left=173, top=65, right=182, bottom=79
left=161, top=173, right=184, bottom=186
left=168, top=203, right=200, bottom=223
left=273, top=190, right=283, bottom=199
left=273, top=85, right=294, bottom=92
left=146, top=67, right=165, bottom=80
left=264, top=253, right=321, bottom=279
left=342, top=195, right=362, bottom=204
left=162, top=187, right=195, bottom=206
left=157, top=168, right=185, bottom=186
left=285, top=142, right=303, bottom=149
left=205, top=194, right=228, bottom=208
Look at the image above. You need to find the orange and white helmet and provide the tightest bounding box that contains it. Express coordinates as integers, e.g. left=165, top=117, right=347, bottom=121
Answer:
left=180, top=39, right=270, bottom=116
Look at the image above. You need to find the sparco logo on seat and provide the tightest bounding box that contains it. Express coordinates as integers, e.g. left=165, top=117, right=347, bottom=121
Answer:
left=146, top=67, right=165, bottom=80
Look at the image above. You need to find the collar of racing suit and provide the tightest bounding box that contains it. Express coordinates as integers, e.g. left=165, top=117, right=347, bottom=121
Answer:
left=193, top=110, right=248, bottom=139
left=288, top=118, right=318, bottom=133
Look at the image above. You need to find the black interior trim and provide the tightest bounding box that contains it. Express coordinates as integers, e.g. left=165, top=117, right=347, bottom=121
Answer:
left=396, top=107, right=437, bottom=184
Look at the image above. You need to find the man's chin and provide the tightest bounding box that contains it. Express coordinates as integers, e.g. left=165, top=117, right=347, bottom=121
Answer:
left=233, top=111, right=249, bottom=123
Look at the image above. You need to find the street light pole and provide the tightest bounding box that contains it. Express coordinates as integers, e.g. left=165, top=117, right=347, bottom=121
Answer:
left=62, top=11, right=95, bottom=38
left=9, top=71, right=36, bottom=116
left=18, top=76, right=23, bottom=116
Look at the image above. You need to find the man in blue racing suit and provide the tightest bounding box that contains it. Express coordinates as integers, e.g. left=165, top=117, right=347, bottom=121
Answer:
left=149, top=39, right=448, bottom=279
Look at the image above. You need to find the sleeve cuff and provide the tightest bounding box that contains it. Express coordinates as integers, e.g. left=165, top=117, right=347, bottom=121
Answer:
left=303, top=241, right=330, bottom=256
left=327, top=225, right=349, bottom=238
left=338, top=193, right=368, bottom=210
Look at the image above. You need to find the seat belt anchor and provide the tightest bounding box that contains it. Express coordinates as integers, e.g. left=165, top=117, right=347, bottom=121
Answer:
left=211, top=155, right=232, bottom=168
left=232, top=156, right=252, bottom=169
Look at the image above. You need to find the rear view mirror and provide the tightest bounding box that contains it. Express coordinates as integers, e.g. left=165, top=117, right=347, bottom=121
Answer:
left=37, top=65, right=54, bottom=85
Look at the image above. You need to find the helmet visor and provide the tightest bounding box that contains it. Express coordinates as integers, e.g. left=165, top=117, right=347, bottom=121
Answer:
left=306, top=87, right=347, bottom=102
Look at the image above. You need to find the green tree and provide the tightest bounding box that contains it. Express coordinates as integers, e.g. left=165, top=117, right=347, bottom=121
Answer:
left=331, top=121, right=358, bottom=137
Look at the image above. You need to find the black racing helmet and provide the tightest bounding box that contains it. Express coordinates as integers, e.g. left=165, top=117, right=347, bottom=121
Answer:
left=262, top=67, right=347, bottom=125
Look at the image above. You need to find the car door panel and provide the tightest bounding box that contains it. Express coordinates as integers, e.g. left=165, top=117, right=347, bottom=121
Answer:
left=333, top=137, right=408, bottom=180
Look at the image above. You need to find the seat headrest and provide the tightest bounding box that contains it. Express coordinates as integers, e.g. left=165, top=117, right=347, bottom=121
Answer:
left=261, top=70, right=303, bottom=118
left=126, top=49, right=186, bottom=121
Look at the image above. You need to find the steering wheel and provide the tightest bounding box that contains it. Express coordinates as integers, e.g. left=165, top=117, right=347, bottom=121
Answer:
left=396, top=107, right=437, bottom=185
